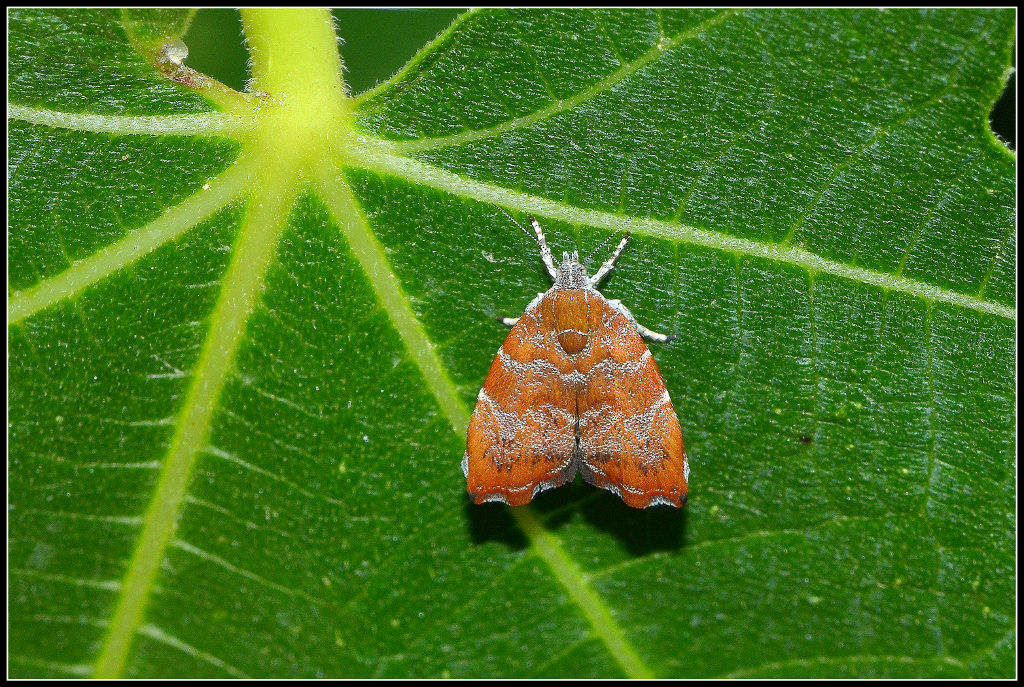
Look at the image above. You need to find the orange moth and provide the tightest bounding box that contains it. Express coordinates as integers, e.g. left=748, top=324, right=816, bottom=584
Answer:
left=462, top=214, right=688, bottom=508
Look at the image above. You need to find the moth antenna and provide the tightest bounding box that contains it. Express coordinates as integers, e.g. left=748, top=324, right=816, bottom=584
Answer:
left=528, top=215, right=560, bottom=275
left=589, top=232, right=630, bottom=287
left=585, top=230, right=625, bottom=265
left=496, top=206, right=539, bottom=247
left=496, top=207, right=559, bottom=280
left=586, top=207, right=643, bottom=269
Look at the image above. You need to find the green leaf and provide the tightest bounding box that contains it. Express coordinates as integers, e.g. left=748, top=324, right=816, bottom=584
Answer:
left=8, top=7, right=1015, bottom=679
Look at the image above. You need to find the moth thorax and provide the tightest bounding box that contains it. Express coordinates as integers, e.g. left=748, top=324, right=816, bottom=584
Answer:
left=554, top=251, right=589, bottom=290
left=552, top=290, right=592, bottom=356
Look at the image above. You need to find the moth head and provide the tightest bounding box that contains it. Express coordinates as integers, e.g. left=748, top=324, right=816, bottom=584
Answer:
left=555, top=250, right=589, bottom=289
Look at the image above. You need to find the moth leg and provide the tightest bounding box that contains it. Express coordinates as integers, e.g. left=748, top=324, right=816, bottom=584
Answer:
left=498, top=292, right=545, bottom=329
left=607, top=299, right=676, bottom=343
left=589, top=233, right=631, bottom=287
left=634, top=321, right=675, bottom=343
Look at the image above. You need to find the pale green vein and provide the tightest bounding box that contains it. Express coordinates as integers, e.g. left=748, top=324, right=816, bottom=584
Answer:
left=8, top=156, right=258, bottom=324
left=92, top=165, right=296, bottom=679
left=528, top=635, right=596, bottom=678
left=896, top=177, right=955, bottom=277
left=588, top=513, right=892, bottom=581
left=205, top=444, right=347, bottom=507
left=137, top=624, right=250, bottom=679
left=313, top=164, right=470, bottom=435
left=963, top=629, right=1016, bottom=669
left=313, top=160, right=653, bottom=679
left=7, top=104, right=250, bottom=137
left=975, top=210, right=1015, bottom=299
left=9, top=568, right=122, bottom=592
left=723, top=652, right=964, bottom=678
left=387, top=9, right=739, bottom=154
left=779, top=29, right=983, bottom=247
left=15, top=509, right=142, bottom=525
left=512, top=507, right=655, bottom=678
left=172, top=540, right=336, bottom=611
left=9, top=656, right=93, bottom=677
left=922, top=302, right=945, bottom=655
left=352, top=8, right=482, bottom=106
left=350, top=143, right=1015, bottom=320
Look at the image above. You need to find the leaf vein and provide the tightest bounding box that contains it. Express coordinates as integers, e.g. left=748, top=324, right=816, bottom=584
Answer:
left=92, top=158, right=297, bottom=678
left=7, top=104, right=250, bottom=138
left=136, top=623, right=251, bottom=678
left=314, top=160, right=654, bottom=679
left=353, top=144, right=1015, bottom=320
left=723, top=651, right=964, bottom=678
left=588, top=513, right=905, bottom=580
left=388, top=9, right=739, bottom=154
left=8, top=157, right=255, bottom=324
left=204, top=444, right=347, bottom=508
left=778, top=26, right=990, bottom=247
left=171, top=539, right=338, bottom=611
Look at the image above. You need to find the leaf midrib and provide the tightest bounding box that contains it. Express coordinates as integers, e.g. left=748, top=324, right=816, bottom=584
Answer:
left=92, top=158, right=299, bottom=678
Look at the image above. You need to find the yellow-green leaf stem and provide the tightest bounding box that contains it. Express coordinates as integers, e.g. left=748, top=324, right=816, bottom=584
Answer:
left=240, top=8, right=353, bottom=170
left=94, top=9, right=348, bottom=677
